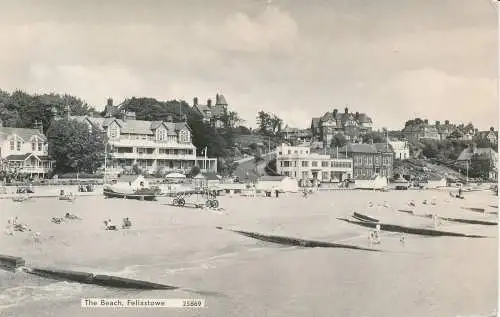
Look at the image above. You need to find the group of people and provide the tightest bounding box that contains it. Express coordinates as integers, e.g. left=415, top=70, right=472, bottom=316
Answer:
left=103, top=218, right=133, bottom=231
left=51, top=212, right=81, bottom=224
left=4, top=216, right=30, bottom=235
left=368, top=224, right=382, bottom=245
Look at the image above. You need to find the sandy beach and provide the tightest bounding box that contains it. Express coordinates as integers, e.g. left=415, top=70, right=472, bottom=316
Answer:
left=0, top=188, right=497, bottom=317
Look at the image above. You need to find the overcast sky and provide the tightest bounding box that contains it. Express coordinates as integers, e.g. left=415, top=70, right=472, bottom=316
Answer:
left=0, top=0, right=497, bottom=130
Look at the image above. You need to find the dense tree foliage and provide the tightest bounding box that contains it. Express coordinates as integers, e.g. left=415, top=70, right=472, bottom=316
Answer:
left=361, top=131, right=386, bottom=144
left=330, top=133, right=347, bottom=148
left=256, top=110, right=283, bottom=135
left=0, top=89, right=94, bottom=133
left=47, top=119, right=106, bottom=173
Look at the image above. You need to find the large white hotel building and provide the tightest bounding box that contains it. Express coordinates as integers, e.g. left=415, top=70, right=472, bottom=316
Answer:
left=72, top=106, right=217, bottom=175
left=275, top=143, right=353, bottom=182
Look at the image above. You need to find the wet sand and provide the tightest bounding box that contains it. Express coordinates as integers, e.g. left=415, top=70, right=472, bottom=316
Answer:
left=0, top=189, right=497, bottom=317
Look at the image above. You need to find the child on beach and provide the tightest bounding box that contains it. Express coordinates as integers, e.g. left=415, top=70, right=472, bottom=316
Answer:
left=5, top=220, right=14, bottom=236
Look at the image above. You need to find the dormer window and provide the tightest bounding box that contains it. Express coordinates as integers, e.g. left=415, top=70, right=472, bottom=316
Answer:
left=157, top=128, right=167, bottom=141
left=179, top=130, right=190, bottom=143
left=109, top=122, right=119, bottom=139
left=32, top=140, right=36, bottom=151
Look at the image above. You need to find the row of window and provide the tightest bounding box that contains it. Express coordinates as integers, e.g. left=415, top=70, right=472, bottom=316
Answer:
left=353, top=167, right=391, bottom=177
left=353, top=155, right=392, bottom=166
left=282, top=171, right=352, bottom=180
left=110, top=127, right=191, bottom=144
left=10, top=139, right=44, bottom=152
left=278, top=149, right=310, bottom=155
left=118, top=148, right=194, bottom=155
left=279, top=160, right=352, bottom=168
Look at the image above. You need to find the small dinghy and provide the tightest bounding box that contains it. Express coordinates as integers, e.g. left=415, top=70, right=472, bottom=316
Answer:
left=352, top=212, right=380, bottom=223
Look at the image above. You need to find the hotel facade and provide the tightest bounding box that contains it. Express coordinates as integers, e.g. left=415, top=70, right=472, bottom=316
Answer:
left=275, top=144, right=353, bottom=183
left=72, top=109, right=217, bottom=175
left=0, top=125, right=55, bottom=177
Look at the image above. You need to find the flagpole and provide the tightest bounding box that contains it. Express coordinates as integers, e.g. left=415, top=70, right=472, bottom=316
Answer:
left=204, top=146, right=208, bottom=171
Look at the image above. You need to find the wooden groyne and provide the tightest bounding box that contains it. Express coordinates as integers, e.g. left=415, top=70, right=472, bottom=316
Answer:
left=216, top=227, right=380, bottom=252
left=337, top=218, right=489, bottom=238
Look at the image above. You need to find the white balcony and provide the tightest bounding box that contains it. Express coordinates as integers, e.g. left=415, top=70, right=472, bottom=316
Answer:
left=112, top=152, right=196, bottom=161
left=109, top=139, right=195, bottom=149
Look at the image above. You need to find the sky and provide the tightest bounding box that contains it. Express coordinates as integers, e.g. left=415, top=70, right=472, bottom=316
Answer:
left=0, top=0, right=498, bottom=130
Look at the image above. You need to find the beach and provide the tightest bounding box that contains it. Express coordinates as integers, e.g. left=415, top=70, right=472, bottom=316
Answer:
left=0, top=188, right=497, bottom=317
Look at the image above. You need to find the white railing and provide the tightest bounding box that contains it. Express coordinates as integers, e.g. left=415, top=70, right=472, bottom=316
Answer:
left=112, top=152, right=196, bottom=160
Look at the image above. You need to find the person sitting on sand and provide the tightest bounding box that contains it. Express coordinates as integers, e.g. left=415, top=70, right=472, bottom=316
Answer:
left=104, top=219, right=117, bottom=231
left=122, top=218, right=132, bottom=229
left=51, top=217, right=64, bottom=224
left=409, top=200, right=416, bottom=207
left=65, top=212, right=80, bottom=220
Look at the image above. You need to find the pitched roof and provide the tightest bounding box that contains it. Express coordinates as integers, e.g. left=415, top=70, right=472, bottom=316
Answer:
left=339, top=143, right=393, bottom=154
left=0, top=127, right=46, bottom=142
left=5, top=153, right=32, bottom=161
left=71, top=115, right=190, bottom=135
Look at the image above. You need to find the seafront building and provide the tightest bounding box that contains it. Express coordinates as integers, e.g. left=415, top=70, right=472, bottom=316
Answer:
left=339, top=142, right=394, bottom=179
left=388, top=139, right=410, bottom=160
left=71, top=99, right=217, bottom=175
left=310, top=107, right=373, bottom=147
left=0, top=122, right=55, bottom=177
left=275, top=143, right=353, bottom=183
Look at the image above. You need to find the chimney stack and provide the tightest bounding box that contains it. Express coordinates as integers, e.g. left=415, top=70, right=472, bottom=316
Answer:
left=207, top=99, right=212, bottom=107
left=344, top=107, right=349, bottom=114
left=193, top=97, right=198, bottom=106
left=107, top=98, right=113, bottom=107
left=445, top=120, right=450, bottom=125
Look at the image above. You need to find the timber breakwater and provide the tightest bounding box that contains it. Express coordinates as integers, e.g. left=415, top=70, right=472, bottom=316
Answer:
left=216, top=227, right=381, bottom=252
left=0, top=254, right=177, bottom=290
left=337, top=218, right=491, bottom=238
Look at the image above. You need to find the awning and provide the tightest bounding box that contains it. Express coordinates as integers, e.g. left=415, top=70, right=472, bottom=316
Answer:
left=165, top=172, right=186, bottom=179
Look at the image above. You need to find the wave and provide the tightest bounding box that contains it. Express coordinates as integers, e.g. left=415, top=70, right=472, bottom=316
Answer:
left=0, top=281, right=88, bottom=309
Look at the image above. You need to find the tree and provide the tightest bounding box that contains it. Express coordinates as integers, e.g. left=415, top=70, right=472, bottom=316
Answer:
left=256, top=110, right=272, bottom=134
left=187, top=166, right=201, bottom=178
left=361, top=132, right=385, bottom=143
left=330, top=133, right=347, bottom=148
left=47, top=119, right=106, bottom=173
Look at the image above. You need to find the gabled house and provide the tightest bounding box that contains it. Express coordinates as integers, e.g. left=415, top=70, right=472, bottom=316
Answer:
left=310, top=107, right=373, bottom=146
left=191, top=93, right=228, bottom=128
left=339, top=142, right=394, bottom=179
left=456, top=143, right=497, bottom=180
left=70, top=99, right=218, bottom=175
left=0, top=124, right=55, bottom=177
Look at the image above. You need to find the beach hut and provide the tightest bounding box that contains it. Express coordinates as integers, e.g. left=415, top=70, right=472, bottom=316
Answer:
left=165, top=172, right=186, bottom=179
left=255, top=176, right=299, bottom=193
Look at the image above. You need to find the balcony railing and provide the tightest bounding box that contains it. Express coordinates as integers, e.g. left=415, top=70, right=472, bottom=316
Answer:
left=109, top=139, right=195, bottom=149
left=112, top=152, right=196, bottom=160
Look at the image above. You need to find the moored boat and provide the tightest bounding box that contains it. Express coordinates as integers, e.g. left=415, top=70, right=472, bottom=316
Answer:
left=352, top=212, right=380, bottom=223
left=103, top=175, right=160, bottom=201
